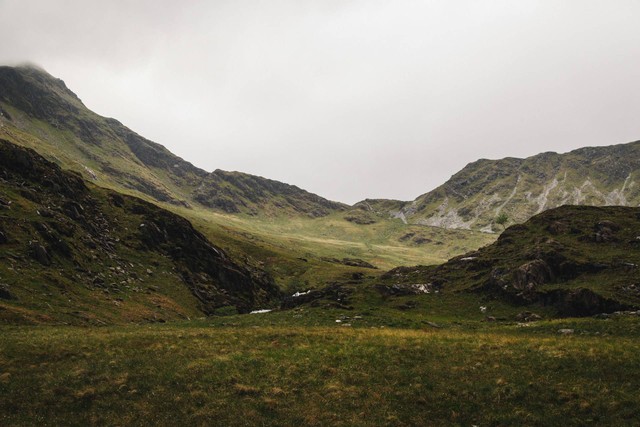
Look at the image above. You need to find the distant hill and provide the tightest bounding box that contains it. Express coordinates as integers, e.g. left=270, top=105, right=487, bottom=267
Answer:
left=0, top=139, right=281, bottom=324
left=357, top=142, right=640, bottom=231
left=383, top=205, right=640, bottom=316
left=0, top=65, right=345, bottom=217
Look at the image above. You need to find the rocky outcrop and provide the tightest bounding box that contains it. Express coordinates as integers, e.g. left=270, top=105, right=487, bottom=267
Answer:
left=381, top=205, right=640, bottom=317
left=320, top=257, right=377, bottom=269
left=193, top=169, right=346, bottom=217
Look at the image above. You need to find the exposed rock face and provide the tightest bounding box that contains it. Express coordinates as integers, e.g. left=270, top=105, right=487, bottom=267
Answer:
left=281, top=283, right=353, bottom=310
left=0, top=139, right=281, bottom=321
left=193, top=169, right=346, bottom=217
left=513, top=260, right=553, bottom=291
left=355, top=141, right=640, bottom=231
left=129, top=200, right=281, bottom=313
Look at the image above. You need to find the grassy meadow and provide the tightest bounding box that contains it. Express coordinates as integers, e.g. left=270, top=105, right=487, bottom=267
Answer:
left=2, top=316, right=639, bottom=426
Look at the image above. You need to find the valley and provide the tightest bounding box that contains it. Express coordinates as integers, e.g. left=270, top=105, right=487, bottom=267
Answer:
left=1, top=65, right=639, bottom=425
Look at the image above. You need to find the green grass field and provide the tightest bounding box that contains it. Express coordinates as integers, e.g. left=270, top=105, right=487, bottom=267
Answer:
left=2, top=316, right=639, bottom=426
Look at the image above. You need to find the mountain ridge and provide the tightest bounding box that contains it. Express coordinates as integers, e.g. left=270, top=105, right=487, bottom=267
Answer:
left=0, top=64, right=346, bottom=217
left=359, top=141, right=640, bottom=231
left=3, top=64, right=640, bottom=233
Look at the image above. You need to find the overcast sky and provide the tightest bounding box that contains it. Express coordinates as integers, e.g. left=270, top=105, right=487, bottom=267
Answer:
left=1, top=1, right=640, bottom=204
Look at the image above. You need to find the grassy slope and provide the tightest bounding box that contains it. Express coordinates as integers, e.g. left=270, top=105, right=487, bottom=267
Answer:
left=169, top=205, right=494, bottom=292
left=0, top=69, right=496, bottom=294
left=0, top=181, right=203, bottom=325
left=0, top=113, right=496, bottom=294
left=0, top=141, right=283, bottom=324
left=1, top=319, right=639, bottom=426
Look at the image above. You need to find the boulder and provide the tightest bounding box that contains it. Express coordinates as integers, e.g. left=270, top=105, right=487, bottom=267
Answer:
left=593, top=220, right=620, bottom=243
left=29, top=242, right=51, bottom=266
left=515, top=311, right=542, bottom=322
left=0, top=283, right=16, bottom=300
left=513, top=259, right=553, bottom=290
left=341, top=258, right=377, bottom=269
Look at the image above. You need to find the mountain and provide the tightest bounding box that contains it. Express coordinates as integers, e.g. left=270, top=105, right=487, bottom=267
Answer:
left=0, top=64, right=345, bottom=217
left=382, top=205, right=640, bottom=317
left=0, top=139, right=281, bottom=324
left=360, top=142, right=640, bottom=231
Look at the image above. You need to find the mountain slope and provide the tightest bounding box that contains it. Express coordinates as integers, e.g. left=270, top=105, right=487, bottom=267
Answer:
left=382, top=205, right=640, bottom=316
left=360, top=142, right=640, bottom=231
left=0, top=64, right=345, bottom=217
left=0, top=139, right=281, bottom=324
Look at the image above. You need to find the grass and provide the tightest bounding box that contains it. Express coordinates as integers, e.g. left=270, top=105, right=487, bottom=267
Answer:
left=1, top=317, right=639, bottom=426
left=169, top=205, right=495, bottom=292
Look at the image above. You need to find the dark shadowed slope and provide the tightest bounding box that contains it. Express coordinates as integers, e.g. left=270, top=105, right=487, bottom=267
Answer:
left=0, top=139, right=281, bottom=324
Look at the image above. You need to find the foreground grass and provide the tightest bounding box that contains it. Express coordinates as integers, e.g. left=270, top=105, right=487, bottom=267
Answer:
left=1, top=318, right=639, bottom=426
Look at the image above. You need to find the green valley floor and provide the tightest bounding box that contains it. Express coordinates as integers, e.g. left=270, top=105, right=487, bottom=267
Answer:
left=2, top=315, right=639, bottom=426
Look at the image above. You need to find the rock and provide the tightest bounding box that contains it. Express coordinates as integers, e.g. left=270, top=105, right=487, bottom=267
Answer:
left=139, top=221, right=168, bottom=246
left=413, top=237, right=432, bottom=245
left=546, top=221, right=569, bottom=235
left=63, top=201, right=85, bottom=220
left=593, top=313, right=611, bottom=319
left=343, top=213, right=376, bottom=225
left=38, top=208, right=55, bottom=218
left=425, top=321, right=441, bottom=328
left=0, top=283, right=16, bottom=300
left=596, top=220, right=621, bottom=232
left=593, top=220, right=620, bottom=243
left=558, top=328, right=574, bottom=335
left=341, top=258, right=377, bottom=269
left=399, top=232, right=415, bottom=242
left=513, top=259, right=553, bottom=290
left=281, top=283, right=352, bottom=310
left=515, top=311, right=542, bottom=322
left=29, top=242, right=51, bottom=266
left=397, top=300, right=418, bottom=310
left=374, top=283, right=436, bottom=297
left=544, top=288, right=629, bottom=317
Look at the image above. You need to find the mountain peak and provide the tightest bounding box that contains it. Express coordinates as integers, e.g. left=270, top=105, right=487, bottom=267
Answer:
left=0, top=64, right=345, bottom=218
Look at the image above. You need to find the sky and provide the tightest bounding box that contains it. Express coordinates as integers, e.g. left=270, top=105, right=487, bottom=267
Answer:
left=1, top=0, right=640, bottom=204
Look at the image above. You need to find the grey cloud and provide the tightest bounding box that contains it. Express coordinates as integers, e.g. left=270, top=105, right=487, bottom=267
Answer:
left=1, top=0, right=639, bottom=203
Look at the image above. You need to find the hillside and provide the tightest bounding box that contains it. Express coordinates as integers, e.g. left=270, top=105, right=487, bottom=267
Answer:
left=0, top=64, right=497, bottom=288
left=0, top=139, right=281, bottom=324
left=381, top=205, right=640, bottom=317
left=360, top=142, right=640, bottom=231
left=0, top=64, right=345, bottom=217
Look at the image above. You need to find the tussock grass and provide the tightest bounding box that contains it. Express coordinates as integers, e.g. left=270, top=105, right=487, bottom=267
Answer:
left=2, top=318, right=639, bottom=426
